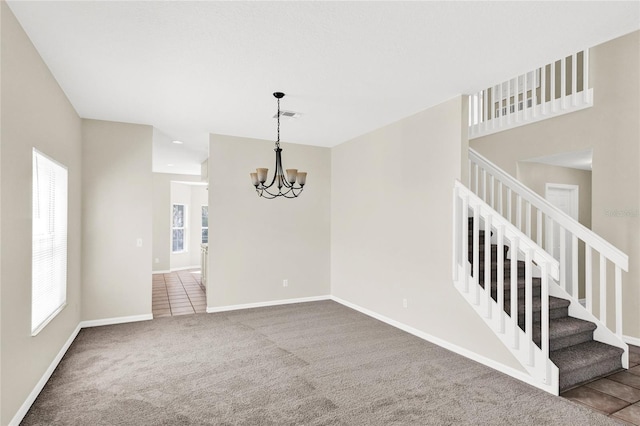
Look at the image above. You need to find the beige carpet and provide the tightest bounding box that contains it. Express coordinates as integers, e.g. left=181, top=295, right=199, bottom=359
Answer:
left=22, top=300, right=620, bottom=425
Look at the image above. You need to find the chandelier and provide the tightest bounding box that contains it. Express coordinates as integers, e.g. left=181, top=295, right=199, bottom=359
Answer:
left=250, top=92, right=307, bottom=199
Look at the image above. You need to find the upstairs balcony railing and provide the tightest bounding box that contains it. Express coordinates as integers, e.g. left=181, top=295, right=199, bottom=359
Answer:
left=469, top=49, right=593, bottom=138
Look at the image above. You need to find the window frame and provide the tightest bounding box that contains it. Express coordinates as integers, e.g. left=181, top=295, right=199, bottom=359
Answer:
left=201, top=205, right=208, bottom=244
left=32, top=148, right=68, bottom=336
left=172, top=203, right=187, bottom=253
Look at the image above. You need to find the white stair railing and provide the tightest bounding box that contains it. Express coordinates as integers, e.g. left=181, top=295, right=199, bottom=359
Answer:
left=469, top=49, right=593, bottom=139
left=453, top=180, right=560, bottom=394
left=468, top=148, right=629, bottom=346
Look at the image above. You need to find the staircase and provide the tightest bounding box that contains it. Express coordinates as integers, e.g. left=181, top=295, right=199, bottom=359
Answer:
left=469, top=217, right=624, bottom=392
left=452, top=148, right=629, bottom=395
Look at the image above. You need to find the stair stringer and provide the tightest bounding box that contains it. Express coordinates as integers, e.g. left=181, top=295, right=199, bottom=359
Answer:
left=547, top=283, right=629, bottom=369
left=453, top=265, right=560, bottom=395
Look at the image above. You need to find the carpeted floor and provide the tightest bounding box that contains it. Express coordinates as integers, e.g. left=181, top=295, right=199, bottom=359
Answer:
left=22, top=300, right=622, bottom=425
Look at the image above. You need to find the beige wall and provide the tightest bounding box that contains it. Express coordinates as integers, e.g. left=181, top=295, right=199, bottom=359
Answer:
left=151, top=173, right=201, bottom=272
left=517, top=162, right=592, bottom=228
left=331, top=96, right=523, bottom=371
left=208, top=134, right=331, bottom=307
left=0, top=3, right=82, bottom=423
left=517, top=162, right=592, bottom=297
left=81, top=119, right=153, bottom=321
left=471, top=31, right=640, bottom=339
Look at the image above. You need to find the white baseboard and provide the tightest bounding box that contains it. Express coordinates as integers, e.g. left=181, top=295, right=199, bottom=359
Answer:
left=80, top=314, right=153, bottom=328
left=9, top=324, right=82, bottom=426
left=206, top=295, right=331, bottom=313
left=152, top=269, right=170, bottom=274
left=330, top=295, right=551, bottom=394
left=170, top=265, right=201, bottom=272
left=624, top=335, right=640, bottom=347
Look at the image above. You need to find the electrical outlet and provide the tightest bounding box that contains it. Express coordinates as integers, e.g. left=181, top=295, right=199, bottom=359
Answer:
left=283, top=279, right=288, bottom=287
left=402, top=298, right=408, bottom=308
left=154, top=258, right=160, bottom=264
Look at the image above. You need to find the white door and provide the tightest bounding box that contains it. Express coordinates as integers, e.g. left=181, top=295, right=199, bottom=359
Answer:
left=545, top=184, right=579, bottom=293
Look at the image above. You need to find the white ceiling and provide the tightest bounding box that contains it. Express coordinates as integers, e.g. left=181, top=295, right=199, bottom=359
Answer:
left=523, top=149, right=594, bottom=171
left=7, top=1, right=640, bottom=174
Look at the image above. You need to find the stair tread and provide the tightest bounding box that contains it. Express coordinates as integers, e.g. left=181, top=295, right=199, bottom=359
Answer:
left=550, top=341, right=624, bottom=373
left=507, top=296, right=570, bottom=315
left=487, top=276, right=542, bottom=288
left=533, top=317, right=596, bottom=342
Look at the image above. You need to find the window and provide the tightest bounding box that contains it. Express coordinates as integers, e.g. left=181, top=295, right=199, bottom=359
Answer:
left=172, top=204, right=186, bottom=252
left=201, top=205, right=208, bottom=244
left=32, top=149, right=68, bottom=335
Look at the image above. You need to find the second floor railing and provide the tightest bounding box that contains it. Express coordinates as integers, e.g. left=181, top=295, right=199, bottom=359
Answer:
left=469, top=49, right=593, bottom=138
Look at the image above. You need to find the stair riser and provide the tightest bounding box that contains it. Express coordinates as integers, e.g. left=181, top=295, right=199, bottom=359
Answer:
left=548, top=331, right=594, bottom=352
left=559, top=357, right=623, bottom=392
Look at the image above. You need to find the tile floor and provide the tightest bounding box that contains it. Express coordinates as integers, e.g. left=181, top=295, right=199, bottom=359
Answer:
left=152, top=269, right=206, bottom=317
left=562, top=344, right=640, bottom=425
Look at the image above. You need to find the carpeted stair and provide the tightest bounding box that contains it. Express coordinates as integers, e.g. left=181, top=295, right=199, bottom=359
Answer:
left=467, top=218, right=624, bottom=392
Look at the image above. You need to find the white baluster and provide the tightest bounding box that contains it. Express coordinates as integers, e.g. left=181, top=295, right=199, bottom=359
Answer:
left=548, top=220, right=555, bottom=258
left=561, top=57, right=566, bottom=109
left=485, top=214, right=492, bottom=318
left=551, top=60, right=556, bottom=113
left=499, top=81, right=504, bottom=127
left=526, top=202, right=532, bottom=238
left=516, top=195, right=522, bottom=231
left=541, top=64, right=547, bottom=115
left=586, top=245, right=593, bottom=312
left=475, top=162, right=479, bottom=195
left=536, top=210, right=543, bottom=246
left=483, top=89, right=488, bottom=132
left=523, top=72, right=528, bottom=120
left=583, top=49, right=590, bottom=103
left=498, top=181, right=503, bottom=218
left=541, top=261, right=550, bottom=382
left=453, top=187, right=460, bottom=281
left=470, top=94, right=475, bottom=135
left=572, top=235, right=579, bottom=299
left=600, top=254, right=607, bottom=326
left=482, top=169, right=487, bottom=202
left=463, top=195, right=470, bottom=292
left=468, top=159, right=472, bottom=188
left=511, top=237, right=520, bottom=349
left=507, top=77, right=512, bottom=124
left=615, top=265, right=622, bottom=338
left=473, top=208, right=481, bottom=305
left=571, top=53, right=577, bottom=106
left=533, top=68, right=538, bottom=118
left=498, top=225, right=505, bottom=333
left=490, top=175, right=495, bottom=208
left=525, top=248, right=534, bottom=366
left=560, top=227, right=566, bottom=292
left=507, top=189, right=513, bottom=223
left=516, top=76, right=521, bottom=123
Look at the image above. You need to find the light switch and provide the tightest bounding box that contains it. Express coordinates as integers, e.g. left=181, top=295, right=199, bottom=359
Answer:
left=136, top=238, right=143, bottom=247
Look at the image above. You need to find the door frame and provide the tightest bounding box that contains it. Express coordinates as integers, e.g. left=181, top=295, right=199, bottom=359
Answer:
left=545, top=183, right=579, bottom=221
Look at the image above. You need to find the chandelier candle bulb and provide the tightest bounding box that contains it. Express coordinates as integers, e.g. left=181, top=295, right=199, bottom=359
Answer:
left=286, top=169, right=298, bottom=184
left=256, top=168, right=268, bottom=183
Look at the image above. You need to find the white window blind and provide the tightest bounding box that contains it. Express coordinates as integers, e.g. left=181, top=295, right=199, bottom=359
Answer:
left=201, top=205, right=208, bottom=244
left=32, top=149, right=68, bottom=335
left=172, top=204, right=186, bottom=252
